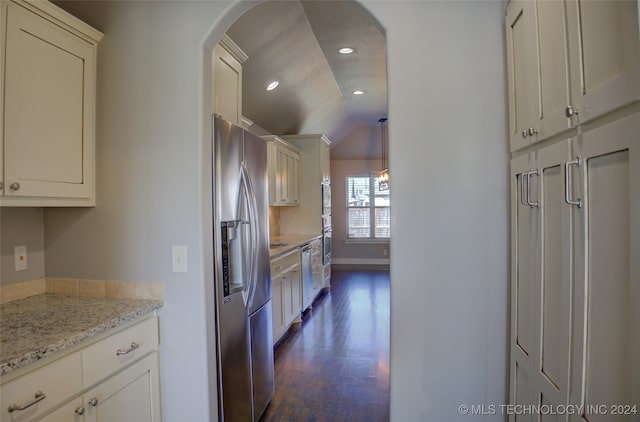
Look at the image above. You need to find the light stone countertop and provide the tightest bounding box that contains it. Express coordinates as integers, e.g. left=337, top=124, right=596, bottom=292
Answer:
left=0, top=294, right=163, bottom=377
left=269, top=234, right=322, bottom=258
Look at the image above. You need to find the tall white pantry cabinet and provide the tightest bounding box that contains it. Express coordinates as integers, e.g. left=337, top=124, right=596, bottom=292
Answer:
left=506, top=0, right=639, bottom=420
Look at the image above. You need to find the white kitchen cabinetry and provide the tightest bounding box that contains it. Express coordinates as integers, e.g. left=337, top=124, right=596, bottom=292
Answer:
left=280, top=134, right=331, bottom=234
left=270, top=249, right=302, bottom=343
left=212, top=35, right=247, bottom=126
left=505, top=0, right=640, bottom=152
left=508, top=114, right=640, bottom=420
left=0, top=0, right=102, bottom=206
left=263, top=136, right=301, bottom=206
left=1, top=316, right=161, bottom=422
left=310, top=239, right=324, bottom=293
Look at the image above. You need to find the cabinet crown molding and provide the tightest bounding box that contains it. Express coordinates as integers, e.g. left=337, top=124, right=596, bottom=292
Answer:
left=219, top=34, right=248, bottom=64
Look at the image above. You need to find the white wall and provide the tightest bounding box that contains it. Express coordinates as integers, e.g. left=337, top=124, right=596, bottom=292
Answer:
left=35, top=1, right=508, bottom=421
left=365, top=1, right=509, bottom=420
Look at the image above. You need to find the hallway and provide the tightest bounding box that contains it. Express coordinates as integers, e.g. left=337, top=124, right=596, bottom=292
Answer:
left=261, top=269, right=390, bottom=422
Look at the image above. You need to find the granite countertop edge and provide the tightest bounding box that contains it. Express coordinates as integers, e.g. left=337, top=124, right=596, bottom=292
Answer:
left=269, top=233, right=322, bottom=258
left=0, top=296, right=163, bottom=377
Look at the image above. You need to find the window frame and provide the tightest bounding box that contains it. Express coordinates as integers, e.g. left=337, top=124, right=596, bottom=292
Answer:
left=345, top=174, right=390, bottom=240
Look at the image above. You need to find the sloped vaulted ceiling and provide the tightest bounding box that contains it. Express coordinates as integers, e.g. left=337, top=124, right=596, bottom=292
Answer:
left=226, top=0, right=387, bottom=160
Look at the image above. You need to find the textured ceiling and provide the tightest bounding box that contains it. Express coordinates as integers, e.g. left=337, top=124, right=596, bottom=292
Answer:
left=226, top=0, right=387, bottom=160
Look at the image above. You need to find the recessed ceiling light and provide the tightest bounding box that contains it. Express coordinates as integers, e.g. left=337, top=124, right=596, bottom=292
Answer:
left=266, top=81, right=279, bottom=91
left=339, top=47, right=354, bottom=54
left=352, top=90, right=365, bottom=95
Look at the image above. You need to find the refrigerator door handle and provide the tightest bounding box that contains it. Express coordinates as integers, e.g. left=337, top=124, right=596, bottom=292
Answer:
left=239, top=163, right=260, bottom=309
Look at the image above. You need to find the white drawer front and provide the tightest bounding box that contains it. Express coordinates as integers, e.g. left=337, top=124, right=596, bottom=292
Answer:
left=81, top=317, right=158, bottom=388
left=1, top=352, right=82, bottom=421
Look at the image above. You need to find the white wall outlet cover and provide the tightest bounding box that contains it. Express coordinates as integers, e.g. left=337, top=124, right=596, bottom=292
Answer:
left=172, top=246, right=188, bottom=273
left=15, top=245, right=27, bottom=271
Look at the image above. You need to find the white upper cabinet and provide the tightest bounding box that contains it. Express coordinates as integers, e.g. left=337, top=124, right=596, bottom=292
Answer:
left=566, top=0, right=640, bottom=124
left=213, top=35, right=247, bottom=125
left=506, top=0, right=539, bottom=151
left=263, top=136, right=301, bottom=206
left=506, top=0, right=640, bottom=151
left=0, top=0, right=102, bottom=206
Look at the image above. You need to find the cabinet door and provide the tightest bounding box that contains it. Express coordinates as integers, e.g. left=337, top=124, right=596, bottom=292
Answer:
left=321, top=142, right=331, bottom=184
left=3, top=3, right=96, bottom=200
left=282, top=272, right=293, bottom=326
left=506, top=0, right=537, bottom=151
left=566, top=0, right=640, bottom=124
left=509, top=152, right=540, bottom=421
left=271, top=276, right=285, bottom=342
left=275, top=146, right=289, bottom=204
left=288, top=153, right=300, bottom=204
left=533, top=0, right=572, bottom=140
left=290, top=266, right=302, bottom=318
left=84, top=352, right=161, bottom=422
left=534, top=140, right=574, bottom=417
left=213, top=44, right=242, bottom=125
left=569, top=114, right=640, bottom=421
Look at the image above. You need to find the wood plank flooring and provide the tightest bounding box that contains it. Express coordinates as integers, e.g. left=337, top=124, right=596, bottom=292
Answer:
left=260, top=269, right=390, bottom=422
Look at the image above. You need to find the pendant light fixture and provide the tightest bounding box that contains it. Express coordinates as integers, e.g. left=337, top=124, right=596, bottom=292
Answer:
left=378, top=117, right=389, bottom=190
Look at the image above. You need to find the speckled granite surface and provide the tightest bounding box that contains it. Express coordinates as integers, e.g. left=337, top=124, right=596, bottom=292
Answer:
left=269, top=234, right=321, bottom=258
left=0, top=294, right=162, bottom=377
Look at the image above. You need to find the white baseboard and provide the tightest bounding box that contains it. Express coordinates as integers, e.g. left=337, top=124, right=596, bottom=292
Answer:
left=331, top=258, right=390, bottom=265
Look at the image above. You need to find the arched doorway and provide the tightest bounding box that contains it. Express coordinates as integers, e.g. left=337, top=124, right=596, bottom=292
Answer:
left=201, top=1, right=390, bottom=420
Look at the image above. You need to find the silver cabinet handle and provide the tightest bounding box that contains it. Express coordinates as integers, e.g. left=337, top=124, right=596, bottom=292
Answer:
left=526, top=170, right=540, bottom=208
left=9, top=182, right=20, bottom=191
left=565, top=158, right=583, bottom=208
left=116, top=342, right=139, bottom=356
left=565, top=105, right=579, bottom=118
left=8, top=391, right=46, bottom=412
left=528, top=128, right=538, bottom=137
left=75, top=406, right=85, bottom=415
left=88, top=397, right=99, bottom=407
left=521, top=130, right=528, bottom=139
left=519, top=173, right=528, bottom=207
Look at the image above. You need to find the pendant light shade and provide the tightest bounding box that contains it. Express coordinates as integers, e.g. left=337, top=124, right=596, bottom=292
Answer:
left=378, top=118, right=389, bottom=190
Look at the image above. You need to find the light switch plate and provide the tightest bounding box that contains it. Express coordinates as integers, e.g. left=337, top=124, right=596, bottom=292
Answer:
left=15, top=245, right=27, bottom=271
left=172, top=246, right=187, bottom=273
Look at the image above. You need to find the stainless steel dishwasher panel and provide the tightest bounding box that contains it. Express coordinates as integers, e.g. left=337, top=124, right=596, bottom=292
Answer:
left=301, top=245, right=313, bottom=310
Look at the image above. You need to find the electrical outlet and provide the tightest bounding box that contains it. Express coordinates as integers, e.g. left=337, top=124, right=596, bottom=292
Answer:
left=15, top=245, right=27, bottom=271
left=172, top=246, right=188, bottom=273
left=383, top=248, right=388, bottom=256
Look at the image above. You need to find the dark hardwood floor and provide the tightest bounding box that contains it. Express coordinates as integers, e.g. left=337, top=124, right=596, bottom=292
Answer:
left=260, top=268, right=390, bottom=422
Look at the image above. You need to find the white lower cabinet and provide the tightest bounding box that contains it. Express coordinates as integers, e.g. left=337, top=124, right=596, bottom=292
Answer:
left=1, top=316, right=161, bottom=422
left=81, top=353, right=161, bottom=422
left=509, top=113, right=640, bottom=420
left=270, top=249, right=302, bottom=343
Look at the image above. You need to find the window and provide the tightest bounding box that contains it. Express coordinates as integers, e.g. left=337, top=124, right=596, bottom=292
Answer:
left=346, top=175, right=390, bottom=239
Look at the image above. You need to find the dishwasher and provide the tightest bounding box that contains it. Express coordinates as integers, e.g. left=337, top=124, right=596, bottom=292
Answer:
left=301, top=244, right=314, bottom=311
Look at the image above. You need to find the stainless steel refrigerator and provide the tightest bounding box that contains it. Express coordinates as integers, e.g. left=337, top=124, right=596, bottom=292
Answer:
left=212, top=115, right=275, bottom=421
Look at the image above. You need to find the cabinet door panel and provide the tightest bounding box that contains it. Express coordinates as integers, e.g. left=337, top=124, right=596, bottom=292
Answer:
left=84, top=352, right=161, bottom=422
left=535, top=0, right=571, bottom=139
left=584, top=150, right=630, bottom=418
left=4, top=4, right=94, bottom=199
left=570, top=114, right=640, bottom=420
left=567, top=0, right=640, bottom=123
left=506, top=1, right=536, bottom=151
left=213, top=44, right=242, bottom=125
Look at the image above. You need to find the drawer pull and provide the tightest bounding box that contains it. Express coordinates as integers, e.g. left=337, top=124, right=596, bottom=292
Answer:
left=116, top=342, right=139, bottom=356
left=75, top=406, right=86, bottom=415
left=88, top=397, right=99, bottom=407
left=8, top=390, right=46, bottom=412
